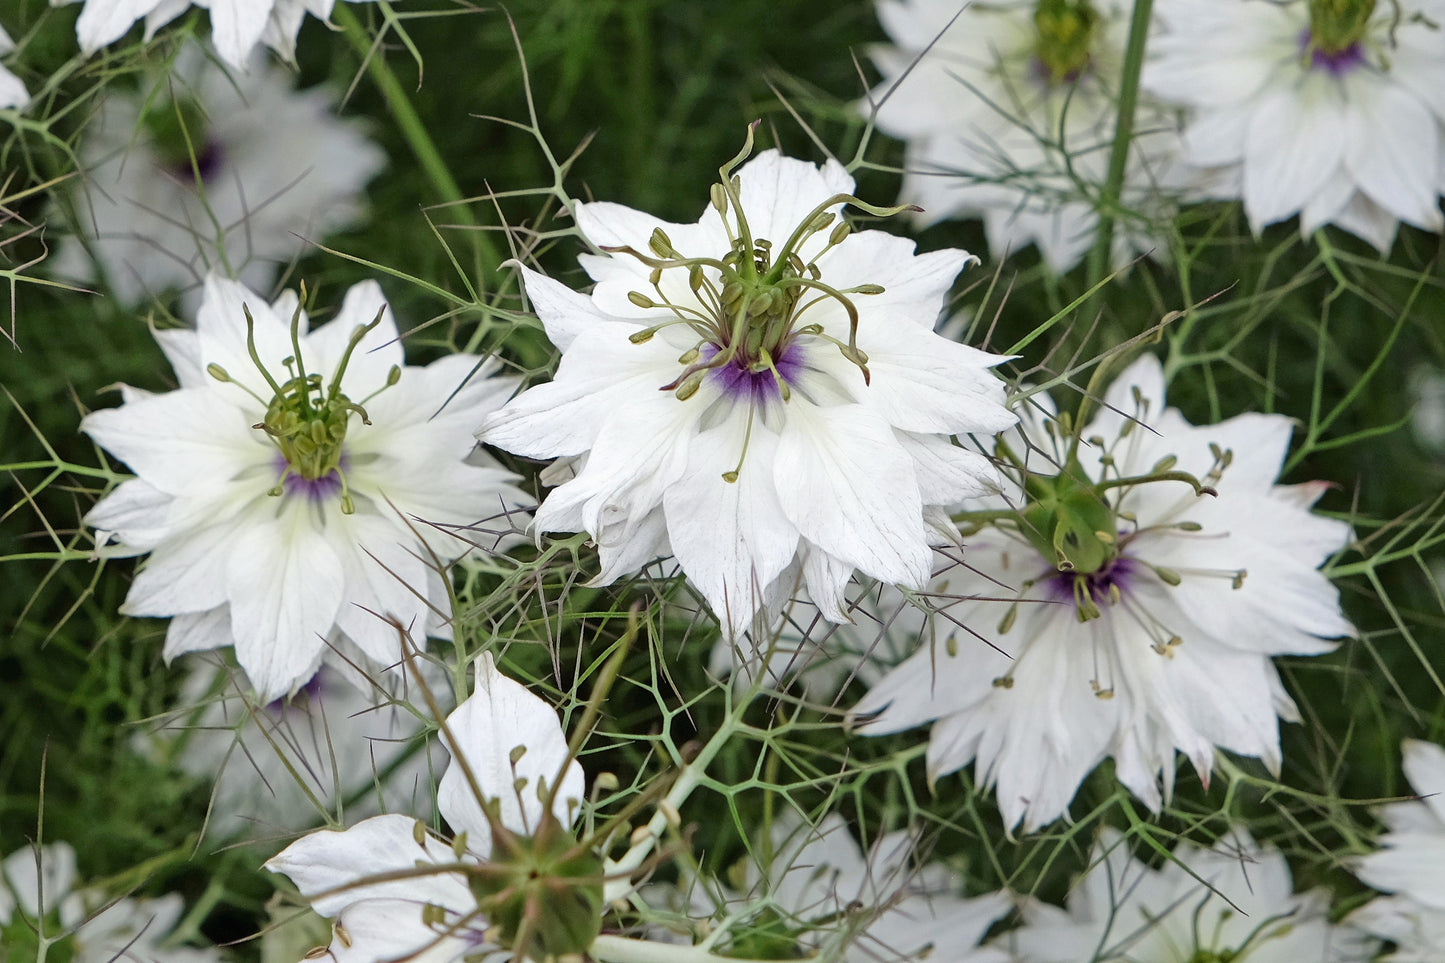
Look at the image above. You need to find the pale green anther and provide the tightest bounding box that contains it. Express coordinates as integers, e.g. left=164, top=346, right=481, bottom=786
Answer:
left=678, top=347, right=701, bottom=365
left=689, top=264, right=705, bottom=291
left=1308, top=0, right=1376, bottom=54
left=629, top=328, right=656, bottom=344
left=412, top=819, right=428, bottom=846
left=852, top=283, right=885, bottom=295
left=628, top=290, right=656, bottom=309
left=1033, top=0, right=1099, bottom=83
left=1176, top=520, right=1203, bottom=532
left=509, top=744, right=527, bottom=764
left=998, top=602, right=1018, bottom=634
left=828, top=220, right=851, bottom=246
left=1152, top=454, right=1177, bottom=473
left=421, top=904, right=447, bottom=928
left=649, top=227, right=675, bottom=258
left=1155, top=566, right=1182, bottom=586
left=452, top=832, right=469, bottom=858
left=675, top=370, right=704, bottom=401
left=710, top=182, right=728, bottom=214
left=1232, top=570, right=1247, bottom=590
left=385, top=365, right=401, bottom=387
left=806, top=210, right=835, bottom=235
left=721, top=469, right=739, bottom=483
left=207, top=363, right=231, bottom=382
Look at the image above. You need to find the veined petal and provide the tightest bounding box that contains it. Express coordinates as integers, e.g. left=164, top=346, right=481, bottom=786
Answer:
left=436, top=653, right=585, bottom=845
left=265, top=813, right=473, bottom=919
left=775, top=402, right=929, bottom=589
left=201, top=0, right=272, bottom=69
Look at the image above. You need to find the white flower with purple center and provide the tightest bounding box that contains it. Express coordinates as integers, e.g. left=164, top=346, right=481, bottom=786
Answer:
left=477, top=145, right=1016, bottom=637
left=1350, top=739, right=1445, bottom=961
left=0, top=841, right=224, bottom=963
left=867, top=0, right=1183, bottom=273
left=52, top=0, right=382, bottom=69
left=1143, top=0, right=1445, bottom=252
left=266, top=653, right=601, bottom=963
left=1006, top=827, right=1378, bottom=961
left=51, top=43, right=384, bottom=306
left=849, top=354, right=1355, bottom=832
left=82, top=273, right=528, bottom=701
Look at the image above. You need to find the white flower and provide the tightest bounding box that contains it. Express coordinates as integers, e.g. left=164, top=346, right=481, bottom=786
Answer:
left=1143, top=0, right=1445, bottom=253
left=52, top=44, right=384, bottom=305
left=0, top=842, right=224, bottom=963
left=657, top=812, right=1011, bottom=962
left=1005, top=827, right=1377, bottom=962
left=1351, top=739, right=1445, bottom=961
left=0, top=26, right=28, bottom=109
left=868, top=0, right=1182, bottom=273
left=265, top=653, right=592, bottom=963
left=1409, top=365, right=1445, bottom=458
left=143, top=657, right=448, bottom=839
left=52, top=0, right=379, bottom=69
left=477, top=148, right=1015, bottom=636
left=82, top=273, right=528, bottom=701
left=850, top=354, right=1355, bottom=832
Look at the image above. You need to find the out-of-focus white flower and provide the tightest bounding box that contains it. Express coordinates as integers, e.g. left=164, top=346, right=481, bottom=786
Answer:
left=868, top=0, right=1182, bottom=273
left=478, top=146, right=1015, bottom=638
left=52, top=44, right=384, bottom=305
left=0, top=26, right=28, bottom=109
left=82, top=274, right=528, bottom=701
left=1006, top=827, right=1377, bottom=961
left=1409, top=365, right=1445, bottom=457
left=1144, top=0, right=1445, bottom=252
left=850, top=354, right=1355, bottom=832
left=0, top=842, right=224, bottom=963
left=1351, top=739, right=1445, bottom=961
left=266, top=653, right=596, bottom=963
left=52, top=0, right=381, bottom=69
left=143, top=657, right=448, bottom=840
left=653, top=812, right=1012, bottom=962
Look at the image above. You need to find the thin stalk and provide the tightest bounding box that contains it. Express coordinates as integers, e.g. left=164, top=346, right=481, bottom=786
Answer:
left=333, top=5, right=501, bottom=284
left=1084, top=0, right=1154, bottom=288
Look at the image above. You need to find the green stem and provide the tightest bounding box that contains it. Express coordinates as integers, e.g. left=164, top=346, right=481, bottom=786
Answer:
left=1084, top=0, right=1154, bottom=288
left=333, top=5, right=501, bottom=283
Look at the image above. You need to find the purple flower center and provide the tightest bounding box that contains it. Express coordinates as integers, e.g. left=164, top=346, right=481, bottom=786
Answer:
left=274, top=454, right=345, bottom=503
left=1302, top=30, right=1366, bottom=75
left=263, top=670, right=326, bottom=716
left=1045, top=554, right=1139, bottom=609
left=168, top=139, right=226, bottom=183
left=705, top=342, right=803, bottom=406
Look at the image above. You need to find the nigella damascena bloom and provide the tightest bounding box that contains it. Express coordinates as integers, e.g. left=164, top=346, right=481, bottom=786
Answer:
left=849, top=354, right=1355, bottom=832
left=51, top=43, right=384, bottom=306
left=1350, top=740, right=1445, bottom=959
left=477, top=145, right=1016, bottom=636
left=1144, top=0, right=1445, bottom=252
left=1006, top=827, right=1377, bottom=961
left=82, top=274, right=528, bottom=701
left=868, top=0, right=1183, bottom=273
left=53, top=0, right=381, bottom=69
left=0, top=842, right=224, bottom=962
left=654, top=813, right=1012, bottom=962
left=266, top=654, right=602, bottom=963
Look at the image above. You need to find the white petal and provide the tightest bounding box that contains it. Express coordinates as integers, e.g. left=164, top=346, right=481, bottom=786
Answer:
left=163, top=606, right=234, bottom=660
left=663, top=418, right=800, bottom=634
left=225, top=499, right=347, bottom=700
left=1242, top=82, right=1348, bottom=233
left=265, top=813, right=473, bottom=919
left=513, top=261, right=633, bottom=352
left=74, top=0, right=162, bottom=52
left=1344, top=80, right=1443, bottom=230
left=436, top=653, right=585, bottom=843
left=774, top=402, right=930, bottom=590
left=203, top=0, right=273, bottom=69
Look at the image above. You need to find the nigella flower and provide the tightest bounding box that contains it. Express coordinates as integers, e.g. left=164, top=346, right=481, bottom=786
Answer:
left=0, top=841, right=224, bottom=962
left=477, top=143, right=1016, bottom=636
left=52, top=0, right=380, bottom=69
left=1005, top=827, right=1377, bottom=961
left=867, top=0, right=1183, bottom=273
left=142, top=658, right=448, bottom=838
left=51, top=43, right=384, bottom=306
left=1350, top=740, right=1445, bottom=960
left=266, top=654, right=602, bottom=963
left=849, top=354, right=1355, bottom=832
left=1143, top=0, right=1445, bottom=252
left=82, top=273, right=528, bottom=701
left=0, top=26, right=27, bottom=109
left=656, top=812, right=1012, bottom=962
